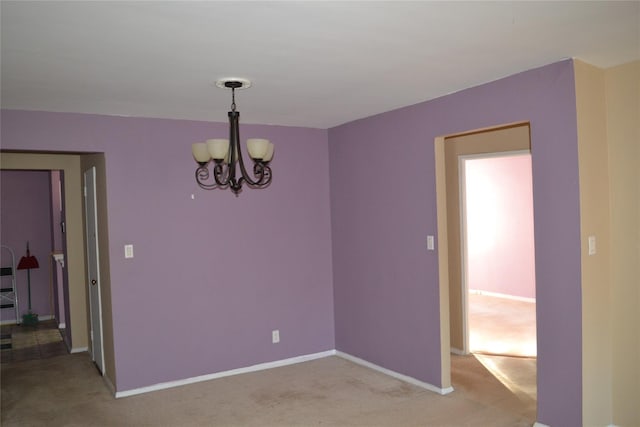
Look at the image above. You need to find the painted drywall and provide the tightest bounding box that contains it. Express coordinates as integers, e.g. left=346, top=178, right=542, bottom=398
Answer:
left=329, top=60, right=582, bottom=426
left=0, top=170, right=53, bottom=322
left=0, top=113, right=335, bottom=392
left=574, top=60, right=613, bottom=426
left=2, top=154, right=87, bottom=353
left=605, top=60, right=640, bottom=426
left=443, top=126, right=531, bottom=352
left=465, top=154, right=535, bottom=299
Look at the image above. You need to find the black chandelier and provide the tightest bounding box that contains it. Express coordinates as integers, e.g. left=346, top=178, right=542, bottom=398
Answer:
left=191, top=78, right=274, bottom=195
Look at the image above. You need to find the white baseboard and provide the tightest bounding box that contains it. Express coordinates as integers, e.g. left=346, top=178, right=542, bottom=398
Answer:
left=113, top=349, right=455, bottom=399
left=115, top=349, right=336, bottom=398
left=533, top=422, right=550, bottom=427
left=335, top=351, right=454, bottom=395
left=469, top=289, right=535, bottom=303
left=71, top=346, right=88, bottom=354
left=58, top=322, right=66, bottom=329
left=450, top=347, right=467, bottom=356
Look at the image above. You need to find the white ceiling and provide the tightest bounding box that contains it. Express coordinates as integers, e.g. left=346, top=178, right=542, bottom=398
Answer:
left=1, top=1, right=638, bottom=129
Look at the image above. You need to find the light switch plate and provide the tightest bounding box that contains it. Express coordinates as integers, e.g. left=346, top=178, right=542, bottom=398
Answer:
left=427, top=235, right=435, bottom=251
left=124, top=244, right=134, bottom=259
left=588, top=236, right=596, bottom=256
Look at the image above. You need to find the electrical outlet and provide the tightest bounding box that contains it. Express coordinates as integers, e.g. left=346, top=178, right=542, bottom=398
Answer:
left=272, top=330, right=280, bottom=344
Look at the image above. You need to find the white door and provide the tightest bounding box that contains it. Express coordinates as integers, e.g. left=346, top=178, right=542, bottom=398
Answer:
left=84, top=167, right=104, bottom=374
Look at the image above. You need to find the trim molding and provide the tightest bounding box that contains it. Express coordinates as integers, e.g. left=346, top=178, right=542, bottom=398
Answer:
left=71, top=346, right=88, bottom=354
left=450, top=347, right=467, bottom=356
left=533, top=422, right=550, bottom=427
left=469, top=289, right=536, bottom=303
left=113, top=349, right=455, bottom=399
left=115, top=350, right=336, bottom=398
left=335, top=351, right=454, bottom=395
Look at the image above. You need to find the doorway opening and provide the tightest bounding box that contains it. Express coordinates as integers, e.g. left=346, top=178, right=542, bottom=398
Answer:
left=462, top=153, right=536, bottom=359
left=435, top=123, right=537, bottom=420
left=461, top=152, right=537, bottom=412
left=1, top=152, right=112, bottom=386
left=1, top=152, right=110, bottom=360
left=0, top=170, right=69, bottom=329
left=0, top=169, right=69, bottom=360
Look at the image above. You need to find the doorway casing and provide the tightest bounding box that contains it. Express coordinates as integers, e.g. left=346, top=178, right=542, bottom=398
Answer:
left=0, top=151, right=116, bottom=390
left=434, top=122, right=533, bottom=388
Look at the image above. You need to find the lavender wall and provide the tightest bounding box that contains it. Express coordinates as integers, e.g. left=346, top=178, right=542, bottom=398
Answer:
left=0, top=111, right=335, bottom=391
left=465, top=155, right=536, bottom=299
left=0, top=170, right=53, bottom=321
left=329, top=60, right=582, bottom=426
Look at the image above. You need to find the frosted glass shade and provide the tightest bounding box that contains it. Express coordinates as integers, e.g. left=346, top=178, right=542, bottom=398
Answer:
left=247, top=138, right=270, bottom=160
left=206, top=139, right=230, bottom=161
left=263, top=142, right=275, bottom=162
left=192, top=143, right=210, bottom=163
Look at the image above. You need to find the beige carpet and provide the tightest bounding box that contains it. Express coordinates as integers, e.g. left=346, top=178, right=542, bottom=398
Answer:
left=468, top=293, right=537, bottom=358
left=1, top=352, right=536, bottom=426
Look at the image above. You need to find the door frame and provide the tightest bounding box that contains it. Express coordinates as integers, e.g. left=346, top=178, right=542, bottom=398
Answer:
left=1, top=152, right=89, bottom=352
left=84, top=166, right=105, bottom=374
left=435, top=121, right=531, bottom=390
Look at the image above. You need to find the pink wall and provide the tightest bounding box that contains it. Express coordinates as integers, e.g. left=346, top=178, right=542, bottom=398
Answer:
left=465, top=154, right=536, bottom=299
left=0, top=170, right=54, bottom=321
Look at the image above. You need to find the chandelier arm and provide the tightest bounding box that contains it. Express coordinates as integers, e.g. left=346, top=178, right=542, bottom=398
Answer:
left=230, top=112, right=272, bottom=188
left=238, top=156, right=268, bottom=187
left=212, top=162, right=231, bottom=187
left=244, top=162, right=272, bottom=187
left=195, top=165, right=219, bottom=190
left=254, top=163, right=273, bottom=186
